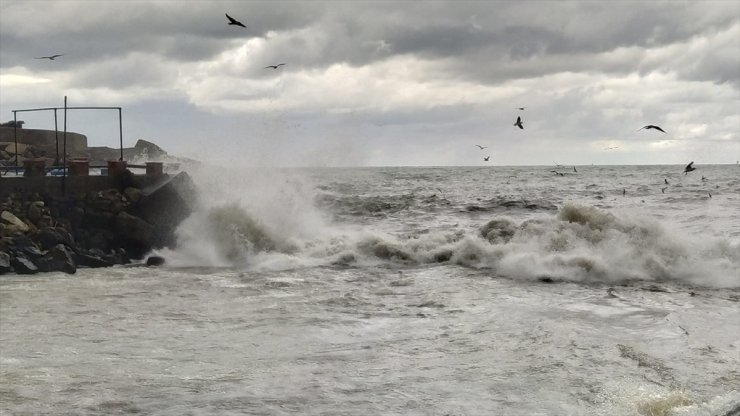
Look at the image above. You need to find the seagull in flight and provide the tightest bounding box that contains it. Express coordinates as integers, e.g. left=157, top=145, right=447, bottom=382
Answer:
left=484, top=156, right=490, bottom=161
left=683, top=161, right=696, bottom=175
left=638, top=125, right=666, bottom=133
left=516, top=107, right=526, bottom=110
left=35, top=54, right=63, bottom=60
left=265, top=63, right=286, bottom=69
left=225, top=13, right=247, bottom=28
left=514, top=116, right=524, bottom=129
left=475, top=144, right=487, bottom=150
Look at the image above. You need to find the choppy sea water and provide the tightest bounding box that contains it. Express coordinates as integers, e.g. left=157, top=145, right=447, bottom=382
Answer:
left=2, top=165, right=739, bottom=415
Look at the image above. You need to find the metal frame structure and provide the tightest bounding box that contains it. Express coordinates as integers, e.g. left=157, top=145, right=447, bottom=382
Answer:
left=9, top=96, right=124, bottom=175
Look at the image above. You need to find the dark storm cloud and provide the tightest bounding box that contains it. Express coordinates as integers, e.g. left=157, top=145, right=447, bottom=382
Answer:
left=2, top=0, right=737, bottom=86
left=1, top=0, right=737, bottom=166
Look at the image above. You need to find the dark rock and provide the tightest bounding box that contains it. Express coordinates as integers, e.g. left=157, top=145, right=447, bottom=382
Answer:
left=27, top=201, right=46, bottom=224
left=0, top=251, right=11, bottom=273
left=123, top=187, right=143, bottom=204
left=11, top=236, right=43, bottom=259
left=90, top=189, right=127, bottom=214
left=109, top=248, right=131, bottom=265
left=74, top=250, right=114, bottom=268
left=115, top=212, right=154, bottom=259
left=37, top=244, right=76, bottom=274
left=0, top=237, right=10, bottom=252
left=137, top=172, right=194, bottom=248
left=10, top=253, right=38, bottom=274
left=83, top=210, right=115, bottom=229
left=38, top=227, right=74, bottom=250
left=86, top=229, right=113, bottom=253
left=146, top=255, right=165, bottom=266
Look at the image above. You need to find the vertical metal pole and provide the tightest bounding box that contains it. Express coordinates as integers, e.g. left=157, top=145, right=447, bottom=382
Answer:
left=13, top=111, right=18, bottom=169
left=63, top=96, right=68, bottom=191
left=118, top=107, right=123, bottom=161
left=54, top=109, right=59, bottom=165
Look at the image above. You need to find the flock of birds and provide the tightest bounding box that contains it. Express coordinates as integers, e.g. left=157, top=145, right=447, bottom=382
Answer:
left=34, top=11, right=711, bottom=188
left=473, top=108, right=702, bottom=187
left=35, top=13, right=286, bottom=70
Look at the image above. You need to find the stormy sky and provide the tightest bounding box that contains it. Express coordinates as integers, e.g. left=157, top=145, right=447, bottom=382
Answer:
left=1, top=0, right=738, bottom=166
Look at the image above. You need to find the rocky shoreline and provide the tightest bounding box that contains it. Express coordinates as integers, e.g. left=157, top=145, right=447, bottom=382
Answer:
left=0, top=170, right=194, bottom=275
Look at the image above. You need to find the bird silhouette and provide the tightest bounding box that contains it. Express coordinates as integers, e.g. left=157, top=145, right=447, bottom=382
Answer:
left=638, top=125, right=666, bottom=133
left=683, top=161, right=696, bottom=175
left=661, top=187, right=667, bottom=194
left=573, top=166, right=577, bottom=173
left=35, top=54, right=63, bottom=60
left=475, top=145, right=487, bottom=150
left=664, top=178, right=669, bottom=185
left=265, top=63, right=286, bottom=69
left=516, top=107, right=526, bottom=110
left=514, top=116, right=524, bottom=129
left=225, top=13, right=246, bottom=28
left=484, top=156, right=490, bottom=161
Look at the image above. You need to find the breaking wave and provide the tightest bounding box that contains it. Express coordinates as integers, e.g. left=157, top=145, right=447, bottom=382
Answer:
left=162, top=186, right=739, bottom=288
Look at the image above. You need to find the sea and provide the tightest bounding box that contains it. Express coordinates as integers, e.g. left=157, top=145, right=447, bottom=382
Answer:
left=1, top=164, right=739, bottom=416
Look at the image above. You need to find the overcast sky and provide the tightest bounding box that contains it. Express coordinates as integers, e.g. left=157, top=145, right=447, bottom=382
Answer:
left=1, top=0, right=738, bottom=166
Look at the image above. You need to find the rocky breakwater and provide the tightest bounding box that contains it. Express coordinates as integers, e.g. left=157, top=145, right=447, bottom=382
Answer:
left=0, top=171, right=194, bottom=275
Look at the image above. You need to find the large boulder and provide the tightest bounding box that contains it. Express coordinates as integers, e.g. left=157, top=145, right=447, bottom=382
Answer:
left=27, top=201, right=47, bottom=224
left=37, top=244, right=76, bottom=274
left=74, top=249, right=114, bottom=268
left=1, top=210, right=29, bottom=232
left=0, top=251, right=11, bottom=273
left=115, top=212, right=155, bottom=258
left=9, top=253, right=38, bottom=274
left=38, top=227, right=75, bottom=250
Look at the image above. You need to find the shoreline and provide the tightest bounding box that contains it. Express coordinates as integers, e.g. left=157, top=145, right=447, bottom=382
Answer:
left=0, top=170, right=194, bottom=275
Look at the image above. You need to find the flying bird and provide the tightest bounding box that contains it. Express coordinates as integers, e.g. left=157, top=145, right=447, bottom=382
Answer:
left=514, top=116, right=524, bottom=129
left=516, top=107, right=526, bottom=110
left=638, top=125, right=666, bottom=133
left=573, top=166, right=577, bottom=173
left=225, top=13, right=246, bottom=28
left=35, top=54, right=63, bottom=60
left=661, top=187, right=667, bottom=194
left=683, top=161, right=696, bottom=175
left=265, top=63, right=286, bottom=69
left=664, top=178, right=669, bottom=185
left=475, top=144, right=487, bottom=150
left=484, top=156, right=490, bottom=161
